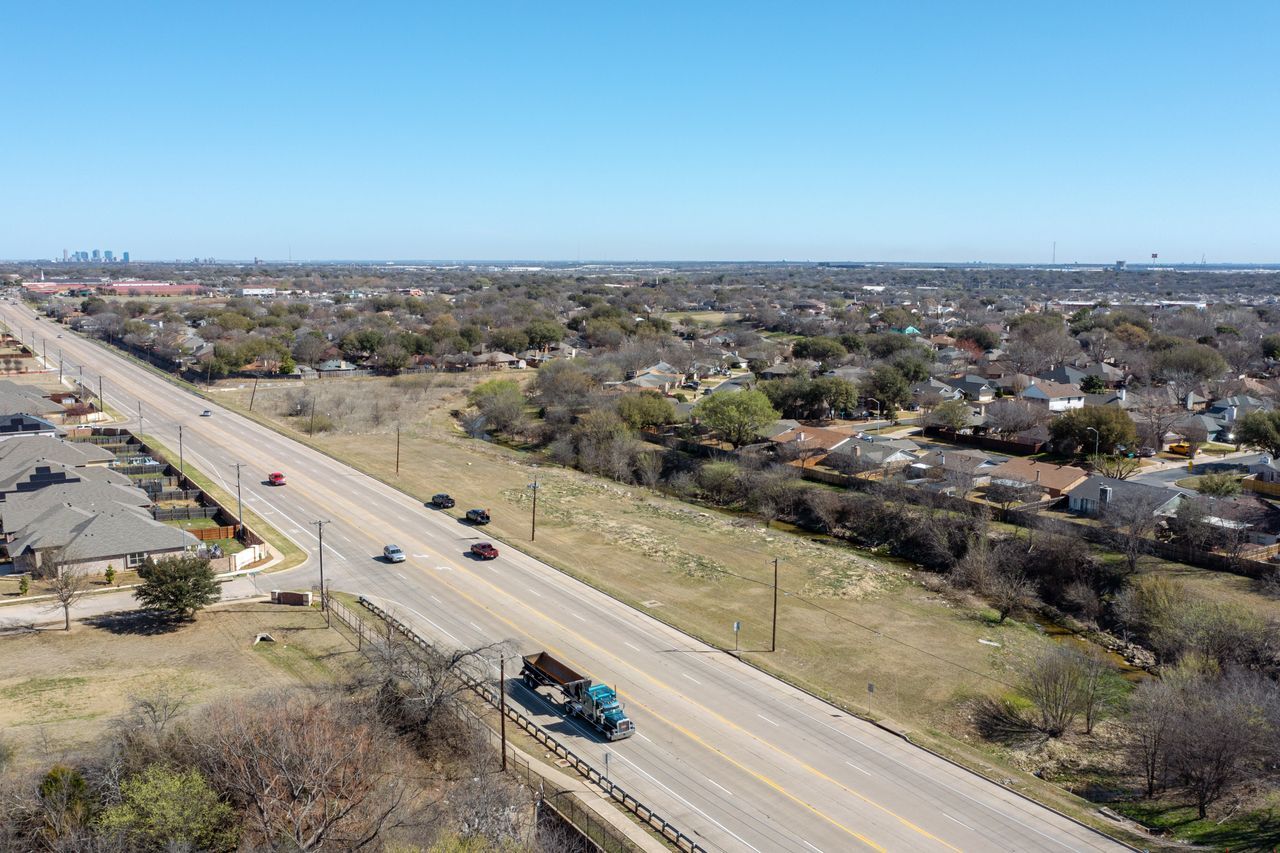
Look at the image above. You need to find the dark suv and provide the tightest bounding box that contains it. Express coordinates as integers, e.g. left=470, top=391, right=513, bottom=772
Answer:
left=465, top=508, right=491, bottom=525
left=430, top=493, right=455, bottom=508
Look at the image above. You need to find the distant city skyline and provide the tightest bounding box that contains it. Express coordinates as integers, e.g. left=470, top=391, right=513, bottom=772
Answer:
left=4, top=2, right=1278, bottom=263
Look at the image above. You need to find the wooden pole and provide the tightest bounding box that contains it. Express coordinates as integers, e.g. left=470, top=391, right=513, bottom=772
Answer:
left=771, top=557, right=779, bottom=652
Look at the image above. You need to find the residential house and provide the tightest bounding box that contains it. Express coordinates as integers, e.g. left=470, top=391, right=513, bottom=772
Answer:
left=906, top=449, right=998, bottom=489
left=1019, top=379, right=1085, bottom=411
left=1207, top=395, right=1272, bottom=425
left=0, top=435, right=113, bottom=469
left=0, top=460, right=132, bottom=500
left=1248, top=455, right=1280, bottom=482
left=1042, top=362, right=1126, bottom=388
left=0, top=414, right=59, bottom=440
left=826, top=437, right=920, bottom=472
left=946, top=375, right=996, bottom=403
left=1, top=480, right=152, bottom=542
left=8, top=503, right=198, bottom=577
left=1066, top=475, right=1188, bottom=516
left=1188, top=494, right=1280, bottom=546
left=316, top=359, right=358, bottom=375
left=910, top=378, right=964, bottom=404
left=473, top=351, right=525, bottom=370
left=987, top=458, right=1088, bottom=498
left=769, top=426, right=851, bottom=465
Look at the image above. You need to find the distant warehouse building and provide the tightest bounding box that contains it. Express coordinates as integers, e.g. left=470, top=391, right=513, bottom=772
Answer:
left=237, top=287, right=277, bottom=298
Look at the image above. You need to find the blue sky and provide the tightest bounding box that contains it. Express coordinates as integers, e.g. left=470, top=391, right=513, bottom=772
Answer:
left=2, top=2, right=1277, bottom=262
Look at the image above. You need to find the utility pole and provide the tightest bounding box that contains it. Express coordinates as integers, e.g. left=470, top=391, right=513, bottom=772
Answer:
left=528, top=475, right=539, bottom=541
left=178, top=425, right=184, bottom=481
left=498, top=656, right=508, bottom=771
left=98, top=376, right=104, bottom=411
left=249, top=375, right=259, bottom=411
left=309, top=395, right=317, bottom=437
left=771, top=557, right=780, bottom=652
left=395, top=423, right=401, bottom=475
left=231, top=463, right=245, bottom=529
left=312, top=519, right=330, bottom=620
left=137, top=402, right=144, bottom=439
left=57, top=349, right=62, bottom=381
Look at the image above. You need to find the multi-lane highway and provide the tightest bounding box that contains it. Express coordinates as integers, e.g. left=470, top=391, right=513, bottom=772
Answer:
left=4, top=300, right=1131, bottom=852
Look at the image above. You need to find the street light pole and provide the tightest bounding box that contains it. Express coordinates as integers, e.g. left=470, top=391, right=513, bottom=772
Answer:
left=137, top=402, right=144, bottom=439
left=771, top=557, right=779, bottom=652
left=178, top=425, right=184, bottom=481
left=1086, top=426, right=1100, bottom=457
left=395, top=423, right=401, bottom=475
left=312, top=519, right=330, bottom=619
left=867, top=397, right=880, bottom=418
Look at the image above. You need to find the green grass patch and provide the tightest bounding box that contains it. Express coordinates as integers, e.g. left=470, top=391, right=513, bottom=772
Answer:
left=1114, top=799, right=1280, bottom=852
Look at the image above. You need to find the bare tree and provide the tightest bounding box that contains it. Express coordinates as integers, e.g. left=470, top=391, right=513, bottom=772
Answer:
left=1100, top=491, right=1170, bottom=575
left=988, top=569, right=1035, bottom=624
left=984, top=399, right=1044, bottom=438
left=43, top=555, right=88, bottom=631
left=1131, top=391, right=1183, bottom=450
left=193, top=692, right=412, bottom=851
left=1127, top=678, right=1177, bottom=798
left=1089, top=454, right=1141, bottom=480
left=1077, top=647, right=1123, bottom=734
left=1019, top=646, right=1086, bottom=737
left=1165, top=674, right=1271, bottom=819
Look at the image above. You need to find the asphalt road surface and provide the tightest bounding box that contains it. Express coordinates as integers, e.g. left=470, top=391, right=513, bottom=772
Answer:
left=4, top=301, right=1131, bottom=853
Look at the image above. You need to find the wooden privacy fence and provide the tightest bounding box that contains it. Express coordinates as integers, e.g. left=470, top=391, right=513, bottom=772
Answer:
left=1244, top=478, right=1280, bottom=498
left=343, top=595, right=706, bottom=853
left=185, top=524, right=239, bottom=542
left=152, top=506, right=219, bottom=522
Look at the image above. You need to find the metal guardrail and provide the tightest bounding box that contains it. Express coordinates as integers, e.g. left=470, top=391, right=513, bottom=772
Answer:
left=354, top=596, right=707, bottom=853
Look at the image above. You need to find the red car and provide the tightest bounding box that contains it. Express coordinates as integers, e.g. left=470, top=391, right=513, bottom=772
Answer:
left=268, top=472, right=286, bottom=486
left=470, top=542, right=499, bottom=560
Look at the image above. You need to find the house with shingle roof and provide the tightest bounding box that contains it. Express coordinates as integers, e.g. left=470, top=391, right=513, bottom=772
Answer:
left=9, top=503, right=198, bottom=577
left=988, top=458, right=1088, bottom=497
left=1019, top=379, right=1085, bottom=411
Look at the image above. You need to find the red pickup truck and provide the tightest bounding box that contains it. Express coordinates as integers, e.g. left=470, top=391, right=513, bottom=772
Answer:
left=470, top=542, right=499, bottom=560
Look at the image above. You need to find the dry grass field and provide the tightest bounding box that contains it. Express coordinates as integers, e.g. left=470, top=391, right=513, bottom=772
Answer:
left=0, top=603, right=361, bottom=765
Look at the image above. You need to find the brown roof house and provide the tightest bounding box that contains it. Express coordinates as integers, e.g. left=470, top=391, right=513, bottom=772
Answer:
left=987, top=457, right=1089, bottom=498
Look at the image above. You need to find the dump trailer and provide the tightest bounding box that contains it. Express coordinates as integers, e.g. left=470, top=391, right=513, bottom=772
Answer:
left=521, top=651, right=635, bottom=741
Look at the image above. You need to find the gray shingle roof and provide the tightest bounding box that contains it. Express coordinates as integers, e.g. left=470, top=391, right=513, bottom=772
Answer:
left=9, top=504, right=198, bottom=563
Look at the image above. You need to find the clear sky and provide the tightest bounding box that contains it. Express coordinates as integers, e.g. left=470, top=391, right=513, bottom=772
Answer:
left=3, top=2, right=1277, bottom=263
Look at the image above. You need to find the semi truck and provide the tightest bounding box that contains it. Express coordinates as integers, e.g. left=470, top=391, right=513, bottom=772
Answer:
left=520, top=651, right=635, bottom=741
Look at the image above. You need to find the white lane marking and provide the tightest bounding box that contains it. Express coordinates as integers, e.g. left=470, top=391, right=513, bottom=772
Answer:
left=791, top=707, right=1073, bottom=849
left=623, top=642, right=641, bottom=651
left=429, top=594, right=442, bottom=604
left=943, top=813, right=974, bottom=832
left=800, top=839, right=825, bottom=853
left=845, top=761, right=870, bottom=775
left=526, top=588, right=542, bottom=598
left=706, top=777, right=733, bottom=796
left=434, top=564, right=452, bottom=570
left=757, top=714, right=778, bottom=726
left=396, top=573, right=407, bottom=580
left=571, top=612, right=585, bottom=621
left=636, top=733, right=652, bottom=743
left=361, top=594, right=458, bottom=644
left=470, top=622, right=482, bottom=631
left=682, top=672, right=702, bottom=685
left=609, top=752, right=762, bottom=853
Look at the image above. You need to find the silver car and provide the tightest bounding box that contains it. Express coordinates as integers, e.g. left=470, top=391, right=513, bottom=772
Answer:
left=382, top=544, right=406, bottom=563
